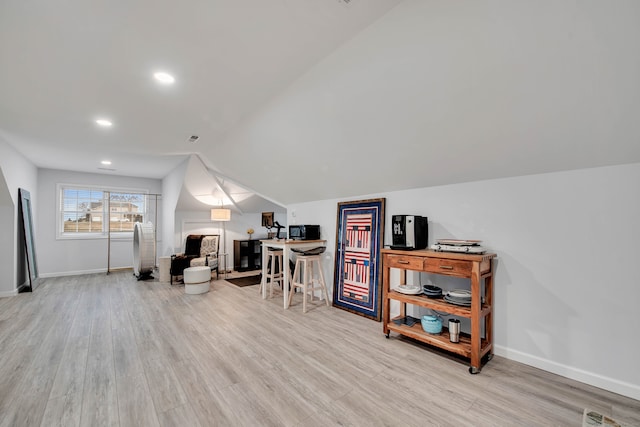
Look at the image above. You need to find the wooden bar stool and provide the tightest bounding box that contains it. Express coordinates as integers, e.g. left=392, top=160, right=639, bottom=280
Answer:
left=289, top=247, right=329, bottom=313
left=260, top=249, right=283, bottom=298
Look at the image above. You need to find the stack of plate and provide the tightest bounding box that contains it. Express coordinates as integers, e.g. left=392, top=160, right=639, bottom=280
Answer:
left=394, top=284, right=422, bottom=295
left=444, top=289, right=472, bottom=306
left=422, top=284, right=443, bottom=298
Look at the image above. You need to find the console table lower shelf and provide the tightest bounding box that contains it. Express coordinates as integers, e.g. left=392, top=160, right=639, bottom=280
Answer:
left=386, top=315, right=492, bottom=363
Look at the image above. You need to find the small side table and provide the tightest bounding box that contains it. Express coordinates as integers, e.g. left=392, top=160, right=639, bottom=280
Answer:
left=158, top=256, right=171, bottom=282
left=218, top=253, right=229, bottom=279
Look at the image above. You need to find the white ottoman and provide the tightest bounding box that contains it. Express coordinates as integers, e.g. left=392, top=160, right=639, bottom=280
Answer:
left=183, top=266, right=211, bottom=294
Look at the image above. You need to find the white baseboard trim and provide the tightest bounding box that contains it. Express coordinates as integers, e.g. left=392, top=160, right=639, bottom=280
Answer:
left=40, top=268, right=108, bottom=278
left=494, top=345, right=640, bottom=401
left=40, top=267, right=135, bottom=279
left=40, top=268, right=106, bottom=278
left=0, top=288, right=19, bottom=298
left=0, top=280, right=31, bottom=297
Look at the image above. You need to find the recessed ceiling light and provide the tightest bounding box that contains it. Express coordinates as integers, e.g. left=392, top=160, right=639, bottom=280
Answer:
left=153, top=72, right=175, bottom=84
left=95, top=119, right=113, bottom=127
left=101, top=160, right=112, bottom=165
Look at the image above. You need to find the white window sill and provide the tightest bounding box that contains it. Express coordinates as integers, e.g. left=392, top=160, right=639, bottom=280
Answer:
left=56, top=233, right=134, bottom=241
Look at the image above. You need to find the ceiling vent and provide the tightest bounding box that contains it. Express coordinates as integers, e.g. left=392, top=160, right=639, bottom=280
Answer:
left=188, top=135, right=200, bottom=143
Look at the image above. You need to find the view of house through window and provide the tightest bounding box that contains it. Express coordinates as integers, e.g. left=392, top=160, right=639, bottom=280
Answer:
left=60, top=186, right=147, bottom=235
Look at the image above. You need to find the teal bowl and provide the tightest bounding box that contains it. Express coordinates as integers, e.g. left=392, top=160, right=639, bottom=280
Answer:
left=421, top=315, right=443, bottom=334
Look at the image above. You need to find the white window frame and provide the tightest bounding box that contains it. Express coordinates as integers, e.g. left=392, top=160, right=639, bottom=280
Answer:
left=57, top=183, right=149, bottom=240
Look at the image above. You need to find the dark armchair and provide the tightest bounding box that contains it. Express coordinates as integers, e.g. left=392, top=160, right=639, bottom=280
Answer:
left=170, top=234, right=220, bottom=284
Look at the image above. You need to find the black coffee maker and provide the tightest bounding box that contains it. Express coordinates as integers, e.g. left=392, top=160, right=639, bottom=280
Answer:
left=391, top=215, right=428, bottom=250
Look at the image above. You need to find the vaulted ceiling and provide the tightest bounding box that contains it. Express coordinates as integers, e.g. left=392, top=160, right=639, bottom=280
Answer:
left=177, top=155, right=286, bottom=214
left=2, top=1, right=639, bottom=207
left=0, top=0, right=400, bottom=186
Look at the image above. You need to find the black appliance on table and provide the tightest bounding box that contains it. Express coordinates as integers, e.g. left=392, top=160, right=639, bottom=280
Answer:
left=288, top=224, right=320, bottom=240
left=391, top=215, right=428, bottom=250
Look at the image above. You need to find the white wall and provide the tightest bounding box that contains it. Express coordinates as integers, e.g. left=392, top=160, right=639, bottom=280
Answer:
left=0, top=138, right=38, bottom=295
left=175, top=210, right=287, bottom=271
left=161, top=158, right=188, bottom=257
left=36, top=169, right=162, bottom=276
left=0, top=171, right=15, bottom=296
left=288, top=163, right=640, bottom=400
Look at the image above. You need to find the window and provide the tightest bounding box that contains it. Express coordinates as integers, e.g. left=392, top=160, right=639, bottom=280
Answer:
left=107, top=192, right=145, bottom=232
left=58, top=185, right=147, bottom=238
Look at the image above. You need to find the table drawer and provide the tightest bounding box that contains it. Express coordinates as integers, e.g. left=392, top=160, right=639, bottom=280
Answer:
left=424, top=258, right=472, bottom=275
left=386, top=254, right=424, bottom=270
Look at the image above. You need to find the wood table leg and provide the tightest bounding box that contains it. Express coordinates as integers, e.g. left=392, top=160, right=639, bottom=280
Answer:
left=470, top=262, right=481, bottom=372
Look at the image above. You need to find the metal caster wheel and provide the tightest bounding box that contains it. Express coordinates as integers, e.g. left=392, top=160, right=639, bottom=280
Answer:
left=385, top=333, right=390, bottom=339
left=469, top=366, right=480, bottom=374
left=487, top=353, right=494, bottom=361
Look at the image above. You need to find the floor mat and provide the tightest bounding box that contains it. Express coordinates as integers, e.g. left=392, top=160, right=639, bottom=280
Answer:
left=225, top=275, right=261, bottom=287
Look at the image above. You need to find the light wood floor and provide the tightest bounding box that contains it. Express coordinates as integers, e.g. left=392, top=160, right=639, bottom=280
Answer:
left=0, top=271, right=638, bottom=427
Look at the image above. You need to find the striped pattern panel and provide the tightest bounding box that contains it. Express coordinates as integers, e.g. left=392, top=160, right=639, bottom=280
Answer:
left=342, top=213, right=373, bottom=301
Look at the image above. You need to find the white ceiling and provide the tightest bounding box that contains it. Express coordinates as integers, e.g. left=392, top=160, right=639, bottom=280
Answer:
left=0, top=0, right=401, bottom=180
left=2, top=0, right=639, bottom=208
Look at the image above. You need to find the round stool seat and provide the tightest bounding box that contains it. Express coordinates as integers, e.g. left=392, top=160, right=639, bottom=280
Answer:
left=291, top=247, right=326, bottom=256
left=183, top=266, right=211, bottom=294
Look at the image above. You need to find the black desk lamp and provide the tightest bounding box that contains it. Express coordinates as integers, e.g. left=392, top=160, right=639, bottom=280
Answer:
left=272, top=221, right=285, bottom=239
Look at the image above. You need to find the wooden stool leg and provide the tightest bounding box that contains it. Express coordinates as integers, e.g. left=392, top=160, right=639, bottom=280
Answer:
left=263, top=253, right=270, bottom=296
left=269, top=270, right=273, bottom=298
left=290, top=259, right=301, bottom=308
left=308, top=261, right=314, bottom=302
left=302, top=259, right=307, bottom=313
left=269, top=253, right=274, bottom=299
left=316, top=258, right=330, bottom=306
left=262, top=252, right=270, bottom=294
left=276, top=254, right=282, bottom=291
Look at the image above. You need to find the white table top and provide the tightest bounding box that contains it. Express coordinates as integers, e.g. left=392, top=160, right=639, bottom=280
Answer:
left=260, top=239, right=326, bottom=246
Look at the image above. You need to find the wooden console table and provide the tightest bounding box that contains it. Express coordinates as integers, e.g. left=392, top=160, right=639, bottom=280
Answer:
left=382, top=249, right=496, bottom=373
